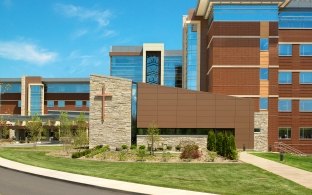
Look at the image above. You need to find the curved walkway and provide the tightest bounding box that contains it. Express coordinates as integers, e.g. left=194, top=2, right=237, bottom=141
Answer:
left=0, top=157, right=214, bottom=195
left=240, top=152, right=312, bottom=189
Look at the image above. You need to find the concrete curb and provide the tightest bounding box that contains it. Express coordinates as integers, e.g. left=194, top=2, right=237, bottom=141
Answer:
left=0, top=157, right=215, bottom=195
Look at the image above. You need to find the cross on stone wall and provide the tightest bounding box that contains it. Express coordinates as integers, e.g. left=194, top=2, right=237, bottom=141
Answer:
left=95, top=85, right=112, bottom=123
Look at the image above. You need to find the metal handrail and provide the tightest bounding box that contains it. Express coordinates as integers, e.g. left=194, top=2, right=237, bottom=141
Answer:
left=274, top=142, right=306, bottom=156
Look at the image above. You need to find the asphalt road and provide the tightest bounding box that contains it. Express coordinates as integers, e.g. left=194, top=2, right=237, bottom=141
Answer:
left=0, top=167, right=140, bottom=195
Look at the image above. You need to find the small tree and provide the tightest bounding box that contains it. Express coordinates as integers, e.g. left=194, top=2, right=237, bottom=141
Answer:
left=207, top=130, right=216, bottom=151
left=216, top=132, right=223, bottom=155
left=26, top=115, right=43, bottom=148
left=73, top=113, right=88, bottom=151
left=0, top=117, right=9, bottom=139
left=228, top=134, right=238, bottom=160
left=147, top=122, right=160, bottom=155
left=59, top=112, right=73, bottom=153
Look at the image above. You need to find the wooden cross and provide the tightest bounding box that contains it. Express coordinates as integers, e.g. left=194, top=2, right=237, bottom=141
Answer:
left=95, top=85, right=112, bottom=123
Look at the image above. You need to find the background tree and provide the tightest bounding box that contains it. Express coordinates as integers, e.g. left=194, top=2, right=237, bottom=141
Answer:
left=147, top=122, right=160, bottom=155
left=73, top=113, right=88, bottom=151
left=59, top=112, right=73, bottom=153
left=26, top=115, right=43, bottom=148
left=207, top=130, right=216, bottom=151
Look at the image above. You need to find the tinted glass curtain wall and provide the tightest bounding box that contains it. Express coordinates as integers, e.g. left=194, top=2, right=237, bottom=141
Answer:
left=213, top=5, right=278, bottom=22
left=279, top=9, right=312, bottom=29
left=186, top=23, right=198, bottom=90
left=30, top=85, right=42, bottom=115
left=46, top=83, right=89, bottom=93
left=111, top=56, right=143, bottom=83
left=164, top=56, right=182, bottom=88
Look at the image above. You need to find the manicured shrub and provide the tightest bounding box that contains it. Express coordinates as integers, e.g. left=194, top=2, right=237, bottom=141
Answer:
left=175, top=145, right=181, bottom=151
left=228, top=134, right=238, bottom=160
left=180, top=144, right=201, bottom=160
left=207, top=151, right=217, bottom=162
left=121, top=144, right=128, bottom=150
left=72, top=149, right=92, bottom=159
left=130, top=144, right=137, bottom=150
left=136, top=148, right=146, bottom=161
left=167, top=145, right=172, bottom=151
left=72, top=145, right=107, bottom=159
left=207, top=130, right=216, bottom=151
left=216, top=132, right=224, bottom=155
left=139, top=145, right=146, bottom=150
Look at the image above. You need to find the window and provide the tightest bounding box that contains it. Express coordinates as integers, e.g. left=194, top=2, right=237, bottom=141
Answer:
left=18, top=100, right=21, bottom=108
left=75, top=100, right=83, bottom=108
left=279, top=72, right=292, bottom=84
left=29, top=85, right=43, bottom=115
left=300, top=100, right=312, bottom=112
left=300, top=44, right=312, bottom=56
left=260, top=38, right=269, bottom=51
left=279, top=44, right=292, bottom=56
left=279, top=10, right=312, bottom=29
left=213, top=5, right=278, bottom=22
left=260, top=68, right=268, bottom=80
left=46, top=83, right=89, bottom=93
left=254, top=128, right=261, bottom=133
left=300, top=128, right=312, bottom=139
left=47, top=100, right=54, bottom=108
left=86, top=101, right=90, bottom=107
left=58, top=100, right=65, bottom=108
left=278, top=99, right=292, bottom=112
left=260, top=98, right=268, bottom=110
left=279, top=128, right=291, bottom=139
left=300, top=72, right=312, bottom=84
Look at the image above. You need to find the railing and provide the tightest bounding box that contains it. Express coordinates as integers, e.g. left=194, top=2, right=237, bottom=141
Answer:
left=274, top=142, right=306, bottom=156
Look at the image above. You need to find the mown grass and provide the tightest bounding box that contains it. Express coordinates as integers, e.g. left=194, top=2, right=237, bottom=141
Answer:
left=251, top=152, right=312, bottom=172
left=0, top=147, right=311, bottom=195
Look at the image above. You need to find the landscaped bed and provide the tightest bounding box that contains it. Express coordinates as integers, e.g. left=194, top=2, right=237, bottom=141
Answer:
left=251, top=152, right=312, bottom=172
left=0, top=146, right=311, bottom=195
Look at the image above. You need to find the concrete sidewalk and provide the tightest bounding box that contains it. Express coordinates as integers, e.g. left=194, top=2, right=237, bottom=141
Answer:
left=240, top=152, right=312, bottom=189
left=0, top=157, right=214, bottom=195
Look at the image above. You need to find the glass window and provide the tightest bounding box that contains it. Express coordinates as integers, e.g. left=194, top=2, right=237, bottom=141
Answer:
left=300, top=100, right=312, bottom=112
left=254, top=128, right=261, bottom=133
left=300, top=44, right=312, bottom=56
left=279, top=72, right=292, bottom=84
left=86, top=101, right=90, bottom=107
left=0, top=83, right=21, bottom=93
left=260, top=98, right=268, bottom=110
left=279, top=128, right=291, bottom=139
left=300, top=128, right=312, bottom=139
left=75, top=100, right=83, bottom=108
left=213, top=5, right=278, bottom=22
left=300, top=72, right=312, bottom=84
left=279, top=10, right=312, bottom=29
left=279, top=44, right=292, bottom=56
left=278, top=99, right=292, bottom=112
left=18, top=100, right=21, bottom=108
left=111, top=56, right=143, bottom=83
left=164, top=56, right=182, bottom=88
left=58, top=100, right=65, bottom=108
left=260, top=38, right=269, bottom=51
left=186, top=23, right=198, bottom=90
left=260, top=68, right=268, bottom=80
left=47, top=100, right=54, bottom=108
left=46, top=83, right=89, bottom=93
left=29, top=85, right=43, bottom=115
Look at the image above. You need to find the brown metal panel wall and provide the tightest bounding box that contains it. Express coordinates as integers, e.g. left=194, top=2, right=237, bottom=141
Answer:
left=137, top=83, right=254, bottom=149
left=0, top=93, right=21, bottom=115
left=279, top=29, right=312, bottom=42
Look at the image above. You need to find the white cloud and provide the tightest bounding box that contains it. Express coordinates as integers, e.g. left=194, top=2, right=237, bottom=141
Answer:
left=0, top=41, right=57, bottom=65
left=71, top=29, right=88, bottom=39
left=55, top=3, right=112, bottom=27
left=102, top=30, right=117, bottom=38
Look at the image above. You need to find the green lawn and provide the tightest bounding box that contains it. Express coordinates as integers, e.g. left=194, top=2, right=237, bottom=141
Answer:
left=251, top=152, right=312, bottom=172
left=0, top=147, right=311, bottom=195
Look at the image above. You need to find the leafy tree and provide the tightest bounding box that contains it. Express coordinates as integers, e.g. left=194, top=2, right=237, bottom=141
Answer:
left=59, top=112, right=73, bottom=153
left=147, top=122, right=160, bottom=155
left=207, top=130, right=216, bottom=151
left=0, top=117, right=9, bottom=139
left=73, top=113, right=88, bottom=151
left=26, top=115, right=43, bottom=148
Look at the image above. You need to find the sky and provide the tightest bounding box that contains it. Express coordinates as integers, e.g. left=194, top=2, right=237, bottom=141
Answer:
left=0, top=0, right=196, bottom=78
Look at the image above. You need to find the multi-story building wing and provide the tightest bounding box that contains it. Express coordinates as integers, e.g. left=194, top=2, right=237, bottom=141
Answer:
left=184, top=0, right=312, bottom=153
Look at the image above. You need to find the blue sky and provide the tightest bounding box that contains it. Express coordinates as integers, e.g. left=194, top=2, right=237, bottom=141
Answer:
left=0, top=0, right=196, bottom=78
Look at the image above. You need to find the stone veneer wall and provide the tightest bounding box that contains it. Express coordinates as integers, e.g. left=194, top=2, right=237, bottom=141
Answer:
left=254, top=112, right=268, bottom=151
left=89, top=75, right=132, bottom=148
left=137, top=135, right=208, bottom=149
